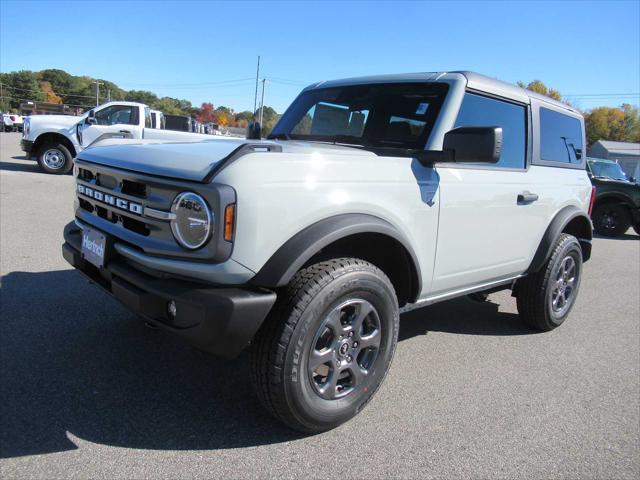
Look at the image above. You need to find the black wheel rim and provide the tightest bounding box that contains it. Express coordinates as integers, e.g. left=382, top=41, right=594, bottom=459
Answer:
left=308, top=299, right=381, bottom=400
left=597, top=208, right=619, bottom=232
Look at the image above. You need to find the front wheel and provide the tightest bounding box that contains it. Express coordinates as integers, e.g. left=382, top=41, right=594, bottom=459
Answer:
left=37, top=142, right=73, bottom=174
left=251, top=258, right=399, bottom=433
left=516, top=233, right=583, bottom=331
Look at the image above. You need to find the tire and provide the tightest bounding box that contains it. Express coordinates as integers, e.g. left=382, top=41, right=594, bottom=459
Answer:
left=4, top=126, right=11, bottom=133
left=37, top=141, right=73, bottom=174
left=516, top=233, right=583, bottom=331
left=251, top=258, right=399, bottom=433
left=592, top=203, right=631, bottom=237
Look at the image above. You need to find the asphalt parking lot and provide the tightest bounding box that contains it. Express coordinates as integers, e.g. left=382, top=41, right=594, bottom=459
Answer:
left=0, top=131, right=638, bottom=479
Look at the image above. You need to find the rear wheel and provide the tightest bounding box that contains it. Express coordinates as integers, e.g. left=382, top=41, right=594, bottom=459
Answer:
left=37, top=142, right=73, bottom=174
left=251, top=258, right=399, bottom=433
left=592, top=203, right=631, bottom=237
left=516, top=233, right=583, bottom=331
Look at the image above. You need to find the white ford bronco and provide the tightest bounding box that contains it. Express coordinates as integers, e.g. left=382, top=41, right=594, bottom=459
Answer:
left=62, top=71, right=594, bottom=432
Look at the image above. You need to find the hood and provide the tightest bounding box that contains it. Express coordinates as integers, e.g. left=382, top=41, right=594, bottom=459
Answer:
left=28, top=114, right=82, bottom=128
left=593, top=177, right=638, bottom=188
left=78, top=138, right=265, bottom=182
left=77, top=138, right=375, bottom=182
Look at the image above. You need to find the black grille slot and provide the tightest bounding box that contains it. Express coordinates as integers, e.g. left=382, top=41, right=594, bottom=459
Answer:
left=97, top=173, right=118, bottom=190
left=122, top=216, right=150, bottom=236
left=79, top=198, right=94, bottom=213
left=79, top=168, right=94, bottom=181
left=122, top=179, right=147, bottom=198
left=95, top=205, right=118, bottom=223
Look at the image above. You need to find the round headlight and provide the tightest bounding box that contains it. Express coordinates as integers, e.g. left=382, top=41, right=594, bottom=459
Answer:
left=170, top=192, right=213, bottom=250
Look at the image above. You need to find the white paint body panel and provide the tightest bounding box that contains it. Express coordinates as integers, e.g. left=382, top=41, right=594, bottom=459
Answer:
left=215, top=144, right=592, bottom=300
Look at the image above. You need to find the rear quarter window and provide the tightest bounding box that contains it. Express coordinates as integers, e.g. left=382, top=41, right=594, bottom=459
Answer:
left=539, top=107, right=583, bottom=164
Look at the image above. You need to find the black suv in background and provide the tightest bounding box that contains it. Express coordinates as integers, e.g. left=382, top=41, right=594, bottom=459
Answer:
left=587, top=158, right=640, bottom=237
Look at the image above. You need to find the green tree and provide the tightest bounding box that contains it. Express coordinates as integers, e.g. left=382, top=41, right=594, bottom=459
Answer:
left=155, top=97, right=184, bottom=115
left=125, top=89, right=158, bottom=106
left=256, top=106, right=280, bottom=137
left=0, top=70, right=45, bottom=109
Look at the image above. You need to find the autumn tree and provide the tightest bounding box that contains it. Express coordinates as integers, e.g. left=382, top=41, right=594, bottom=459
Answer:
left=196, top=102, right=216, bottom=123
left=584, top=104, right=640, bottom=146
left=517, top=80, right=562, bottom=101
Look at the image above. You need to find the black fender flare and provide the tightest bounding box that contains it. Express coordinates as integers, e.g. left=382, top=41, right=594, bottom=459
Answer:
left=250, top=213, right=422, bottom=300
left=527, top=205, right=593, bottom=273
left=594, top=192, right=636, bottom=209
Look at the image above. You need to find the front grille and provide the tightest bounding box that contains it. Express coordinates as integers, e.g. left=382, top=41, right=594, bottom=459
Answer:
left=73, top=158, right=231, bottom=262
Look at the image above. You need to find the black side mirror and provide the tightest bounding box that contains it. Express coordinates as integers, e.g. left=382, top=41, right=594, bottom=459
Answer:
left=629, top=176, right=636, bottom=183
left=86, top=110, right=97, bottom=125
left=246, top=121, right=261, bottom=140
left=442, top=126, right=503, bottom=163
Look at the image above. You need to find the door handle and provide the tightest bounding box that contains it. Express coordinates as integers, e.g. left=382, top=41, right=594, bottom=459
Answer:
left=119, top=129, right=131, bottom=134
left=517, top=191, right=539, bottom=204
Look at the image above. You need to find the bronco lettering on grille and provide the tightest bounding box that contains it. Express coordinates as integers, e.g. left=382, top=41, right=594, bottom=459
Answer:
left=77, top=183, right=143, bottom=215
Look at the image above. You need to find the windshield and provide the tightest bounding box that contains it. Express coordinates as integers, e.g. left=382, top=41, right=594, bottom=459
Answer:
left=270, top=83, right=449, bottom=149
left=588, top=160, right=628, bottom=181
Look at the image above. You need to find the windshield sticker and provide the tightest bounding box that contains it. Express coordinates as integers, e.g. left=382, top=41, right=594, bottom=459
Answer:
left=415, top=103, right=429, bottom=115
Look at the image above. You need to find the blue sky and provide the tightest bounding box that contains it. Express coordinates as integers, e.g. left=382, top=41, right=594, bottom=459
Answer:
left=1, top=0, right=639, bottom=113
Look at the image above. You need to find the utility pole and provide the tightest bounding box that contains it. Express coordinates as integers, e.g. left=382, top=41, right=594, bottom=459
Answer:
left=107, top=89, right=111, bottom=102
left=92, top=80, right=103, bottom=106
left=259, top=78, right=266, bottom=125
left=253, top=56, right=260, bottom=121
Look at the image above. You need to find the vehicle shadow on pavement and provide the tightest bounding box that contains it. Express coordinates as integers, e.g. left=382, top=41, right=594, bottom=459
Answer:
left=0, top=269, right=304, bottom=459
left=399, top=296, right=537, bottom=341
left=0, top=270, right=534, bottom=458
left=593, top=232, right=639, bottom=241
left=0, top=156, right=42, bottom=174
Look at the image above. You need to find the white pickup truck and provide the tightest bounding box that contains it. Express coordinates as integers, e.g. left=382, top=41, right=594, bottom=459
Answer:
left=21, top=101, right=209, bottom=174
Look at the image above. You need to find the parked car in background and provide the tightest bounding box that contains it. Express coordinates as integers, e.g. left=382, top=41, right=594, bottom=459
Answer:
left=2, top=112, right=23, bottom=132
left=587, top=157, right=640, bottom=236
left=150, top=109, right=165, bottom=129
left=21, top=102, right=212, bottom=174
left=63, top=71, right=594, bottom=433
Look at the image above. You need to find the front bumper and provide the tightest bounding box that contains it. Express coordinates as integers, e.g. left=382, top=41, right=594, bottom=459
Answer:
left=62, top=221, right=276, bottom=358
left=20, top=139, right=33, bottom=156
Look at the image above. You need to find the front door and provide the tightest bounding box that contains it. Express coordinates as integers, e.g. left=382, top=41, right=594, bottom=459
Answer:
left=78, top=104, right=142, bottom=148
left=430, top=92, right=546, bottom=294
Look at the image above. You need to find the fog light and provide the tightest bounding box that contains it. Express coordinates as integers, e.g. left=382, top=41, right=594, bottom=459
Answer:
left=167, top=300, right=177, bottom=320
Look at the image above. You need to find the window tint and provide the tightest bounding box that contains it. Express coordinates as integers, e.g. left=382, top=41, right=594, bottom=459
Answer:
left=540, top=108, right=583, bottom=164
left=94, top=105, right=136, bottom=126
left=454, top=93, right=526, bottom=168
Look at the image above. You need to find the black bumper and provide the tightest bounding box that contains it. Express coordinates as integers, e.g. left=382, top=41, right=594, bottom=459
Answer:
left=20, top=139, right=33, bottom=156
left=62, top=222, right=276, bottom=358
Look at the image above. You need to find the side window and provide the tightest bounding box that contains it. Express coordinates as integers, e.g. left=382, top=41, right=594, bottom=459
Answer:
left=144, top=108, right=152, bottom=128
left=539, top=108, right=583, bottom=164
left=94, top=105, right=136, bottom=126
left=454, top=93, right=526, bottom=169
